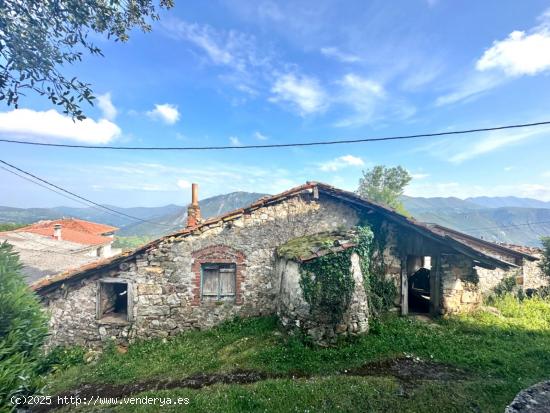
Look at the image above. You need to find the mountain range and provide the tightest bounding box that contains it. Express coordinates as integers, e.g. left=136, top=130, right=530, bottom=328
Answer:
left=1, top=192, right=549, bottom=247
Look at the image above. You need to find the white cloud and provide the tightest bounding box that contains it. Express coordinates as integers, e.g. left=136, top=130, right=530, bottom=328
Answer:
left=176, top=179, right=191, bottom=189
left=229, top=136, right=242, bottom=146
left=320, top=47, right=361, bottom=63
left=437, top=9, right=550, bottom=105
left=83, top=161, right=306, bottom=202
left=270, top=73, right=327, bottom=115
left=335, top=74, right=413, bottom=127
left=476, top=28, right=550, bottom=76
left=319, top=155, right=365, bottom=172
left=254, top=131, right=268, bottom=141
left=435, top=73, right=503, bottom=106
left=96, top=92, right=117, bottom=120
left=449, top=129, right=540, bottom=163
left=147, top=104, right=180, bottom=125
left=0, top=108, right=121, bottom=144
left=161, top=18, right=270, bottom=75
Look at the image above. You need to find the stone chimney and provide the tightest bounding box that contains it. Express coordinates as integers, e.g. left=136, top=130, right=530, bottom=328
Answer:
left=53, top=224, right=62, bottom=240
left=186, top=183, right=201, bottom=228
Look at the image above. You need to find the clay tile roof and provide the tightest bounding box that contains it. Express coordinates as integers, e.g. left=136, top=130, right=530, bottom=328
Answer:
left=16, top=218, right=117, bottom=246
left=19, top=218, right=117, bottom=235
left=31, top=181, right=519, bottom=294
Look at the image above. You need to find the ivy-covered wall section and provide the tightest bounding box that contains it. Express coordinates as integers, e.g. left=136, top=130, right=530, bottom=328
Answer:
left=275, top=227, right=374, bottom=345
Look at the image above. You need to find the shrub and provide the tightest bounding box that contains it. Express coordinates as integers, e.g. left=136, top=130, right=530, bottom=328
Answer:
left=0, top=242, right=48, bottom=411
left=35, top=346, right=86, bottom=375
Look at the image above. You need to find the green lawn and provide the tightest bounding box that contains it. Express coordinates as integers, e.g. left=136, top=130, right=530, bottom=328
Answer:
left=47, top=296, right=550, bottom=412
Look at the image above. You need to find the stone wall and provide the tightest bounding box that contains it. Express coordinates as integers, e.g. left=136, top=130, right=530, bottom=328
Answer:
left=440, top=254, right=481, bottom=314
left=42, top=192, right=362, bottom=348
left=276, top=252, right=368, bottom=345
left=476, top=252, right=547, bottom=294
left=522, top=253, right=547, bottom=290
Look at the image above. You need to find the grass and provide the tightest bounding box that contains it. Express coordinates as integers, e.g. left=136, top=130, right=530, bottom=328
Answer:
left=47, top=296, right=550, bottom=412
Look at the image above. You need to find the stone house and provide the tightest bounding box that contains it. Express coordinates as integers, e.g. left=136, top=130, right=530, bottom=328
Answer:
left=31, top=182, right=543, bottom=348
left=1, top=218, right=120, bottom=283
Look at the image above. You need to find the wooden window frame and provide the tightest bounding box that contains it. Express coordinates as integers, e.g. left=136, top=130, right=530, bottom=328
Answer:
left=191, top=245, right=246, bottom=306
left=200, top=263, right=236, bottom=300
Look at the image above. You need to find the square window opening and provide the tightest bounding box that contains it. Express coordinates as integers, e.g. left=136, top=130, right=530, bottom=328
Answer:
left=99, top=281, right=128, bottom=321
left=201, top=263, right=236, bottom=301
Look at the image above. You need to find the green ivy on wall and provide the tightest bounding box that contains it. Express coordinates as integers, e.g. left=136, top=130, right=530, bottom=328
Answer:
left=298, top=226, right=374, bottom=325
left=359, top=215, right=397, bottom=318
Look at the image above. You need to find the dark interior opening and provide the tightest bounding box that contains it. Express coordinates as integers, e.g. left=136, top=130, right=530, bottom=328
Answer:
left=100, top=282, right=128, bottom=320
left=408, top=267, right=431, bottom=313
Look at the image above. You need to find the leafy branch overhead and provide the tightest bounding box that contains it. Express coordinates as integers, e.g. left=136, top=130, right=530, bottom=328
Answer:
left=0, top=0, right=174, bottom=119
left=357, top=165, right=411, bottom=216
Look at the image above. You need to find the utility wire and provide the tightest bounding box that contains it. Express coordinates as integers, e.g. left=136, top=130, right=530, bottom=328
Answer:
left=0, top=165, right=156, bottom=226
left=2, top=166, right=122, bottom=214
left=0, top=159, right=174, bottom=228
left=0, top=120, right=549, bottom=150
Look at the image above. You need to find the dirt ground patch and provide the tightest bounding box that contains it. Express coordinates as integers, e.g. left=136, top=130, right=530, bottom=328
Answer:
left=31, top=370, right=277, bottom=412
left=31, top=357, right=469, bottom=412
left=348, top=356, right=469, bottom=382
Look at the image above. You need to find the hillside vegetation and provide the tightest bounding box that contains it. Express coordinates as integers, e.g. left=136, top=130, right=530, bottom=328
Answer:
left=44, top=296, right=550, bottom=413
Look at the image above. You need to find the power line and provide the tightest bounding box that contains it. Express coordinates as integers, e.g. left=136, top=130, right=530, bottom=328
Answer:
left=0, top=159, right=174, bottom=228
left=0, top=165, right=156, bottom=225
left=0, top=120, right=549, bottom=151
left=2, top=166, right=119, bottom=213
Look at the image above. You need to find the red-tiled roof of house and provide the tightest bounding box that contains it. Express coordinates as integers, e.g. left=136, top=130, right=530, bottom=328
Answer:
left=19, top=218, right=117, bottom=235
left=16, top=218, right=117, bottom=246
left=31, top=182, right=518, bottom=294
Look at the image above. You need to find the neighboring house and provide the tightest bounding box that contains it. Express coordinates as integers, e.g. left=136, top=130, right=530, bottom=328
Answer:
left=30, top=183, right=547, bottom=348
left=1, top=218, right=119, bottom=283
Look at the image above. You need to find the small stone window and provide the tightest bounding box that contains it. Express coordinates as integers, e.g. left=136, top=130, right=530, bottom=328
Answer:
left=201, top=263, right=236, bottom=300
left=97, top=279, right=132, bottom=322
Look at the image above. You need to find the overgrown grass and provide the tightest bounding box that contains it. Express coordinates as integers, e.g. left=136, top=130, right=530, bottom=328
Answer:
left=48, top=296, right=550, bottom=412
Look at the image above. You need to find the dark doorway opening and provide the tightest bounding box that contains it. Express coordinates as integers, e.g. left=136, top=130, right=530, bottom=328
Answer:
left=407, top=256, right=431, bottom=314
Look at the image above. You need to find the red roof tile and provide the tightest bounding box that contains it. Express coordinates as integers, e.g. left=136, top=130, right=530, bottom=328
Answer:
left=16, top=218, right=117, bottom=246
left=19, top=218, right=117, bottom=235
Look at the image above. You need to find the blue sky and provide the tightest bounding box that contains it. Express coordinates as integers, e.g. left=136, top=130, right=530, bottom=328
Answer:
left=2, top=0, right=550, bottom=207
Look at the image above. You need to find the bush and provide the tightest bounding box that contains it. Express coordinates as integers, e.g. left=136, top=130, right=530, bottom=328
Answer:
left=492, top=275, right=517, bottom=297
left=35, top=346, right=86, bottom=375
left=0, top=242, right=48, bottom=411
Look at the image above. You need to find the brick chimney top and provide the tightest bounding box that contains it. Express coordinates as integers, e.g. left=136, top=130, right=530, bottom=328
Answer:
left=53, top=224, right=62, bottom=240
left=187, top=183, right=201, bottom=228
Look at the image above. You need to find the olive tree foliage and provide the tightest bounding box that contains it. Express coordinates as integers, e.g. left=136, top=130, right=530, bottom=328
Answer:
left=0, top=0, right=174, bottom=119
left=357, top=165, right=412, bottom=215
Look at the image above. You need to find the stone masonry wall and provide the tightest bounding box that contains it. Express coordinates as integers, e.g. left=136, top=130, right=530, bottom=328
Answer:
left=476, top=252, right=547, bottom=294
left=276, top=252, right=368, bottom=345
left=43, top=192, right=362, bottom=348
left=440, top=254, right=481, bottom=314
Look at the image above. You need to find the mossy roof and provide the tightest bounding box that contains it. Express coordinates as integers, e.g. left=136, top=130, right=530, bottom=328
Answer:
left=276, top=230, right=357, bottom=262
